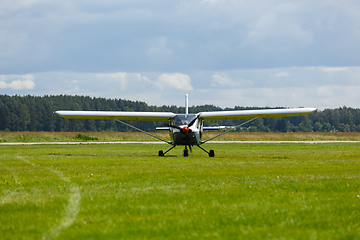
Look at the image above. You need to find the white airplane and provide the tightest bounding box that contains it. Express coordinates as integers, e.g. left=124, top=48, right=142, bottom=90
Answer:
left=55, top=95, right=317, bottom=157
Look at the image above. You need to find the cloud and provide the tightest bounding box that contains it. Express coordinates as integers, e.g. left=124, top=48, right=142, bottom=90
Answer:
left=240, top=10, right=314, bottom=50
left=1, top=66, right=360, bottom=110
left=96, top=72, right=158, bottom=92
left=97, top=72, right=127, bottom=91
left=273, top=72, right=289, bottom=77
left=7, top=80, right=35, bottom=90
left=0, top=81, right=7, bottom=88
left=1, top=1, right=360, bottom=74
left=319, top=67, right=349, bottom=72
left=210, top=72, right=253, bottom=88
left=207, top=84, right=360, bottom=110
left=157, top=73, right=193, bottom=91
left=202, top=0, right=218, bottom=4
left=0, top=74, right=35, bottom=90
left=147, top=37, right=173, bottom=60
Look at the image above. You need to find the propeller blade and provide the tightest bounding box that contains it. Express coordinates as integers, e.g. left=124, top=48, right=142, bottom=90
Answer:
left=164, top=123, right=181, bottom=130
left=188, top=114, right=199, bottom=127
left=164, top=122, right=193, bottom=134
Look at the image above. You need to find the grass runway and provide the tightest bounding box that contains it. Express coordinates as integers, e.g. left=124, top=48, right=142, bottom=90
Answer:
left=1, top=142, right=360, bottom=239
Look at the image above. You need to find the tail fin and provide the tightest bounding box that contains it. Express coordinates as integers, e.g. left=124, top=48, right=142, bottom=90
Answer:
left=185, top=94, right=189, bottom=114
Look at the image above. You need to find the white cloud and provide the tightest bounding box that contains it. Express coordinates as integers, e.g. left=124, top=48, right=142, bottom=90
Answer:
left=97, top=72, right=127, bottom=91
left=319, top=67, right=349, bottom=72
left=0, top=82, right=7, bottom=88
left=241, top=10, right=314, bottom=49
left=7, top=80, right=35, bottom=90
left=202, top=0, right=218, bottom=4
left=0, top=74, right=35, bottom=90
left=1, top=0, right=360, bottom=74
left=96, top=72, right=158, bottom=92
left=201, top=84, right=360, bottom=110
left=3, top=66, right=360, bottom=110
left=157, top=73, right=193, bottom=91
left=147, top=37, right=173, bottom=60
left=0, top=0, right=44, bottom=14
left=273, top=72, right=289, bottom=77
left=210, top=72, right=253, bottom=87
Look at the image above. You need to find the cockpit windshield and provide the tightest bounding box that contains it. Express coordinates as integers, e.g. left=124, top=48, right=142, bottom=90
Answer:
left=173, top=114, right=197, bottom=126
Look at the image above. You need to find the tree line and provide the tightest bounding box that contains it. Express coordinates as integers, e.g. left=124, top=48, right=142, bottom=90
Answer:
left=0, top=94, right=359, bottom=132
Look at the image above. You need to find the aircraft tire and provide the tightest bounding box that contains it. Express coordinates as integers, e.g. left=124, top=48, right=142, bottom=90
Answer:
left=183, top=149, right=189, bottom=157
left=158, top=150, right=164, bottom=156
left=209, top=150, right=215, bottom=157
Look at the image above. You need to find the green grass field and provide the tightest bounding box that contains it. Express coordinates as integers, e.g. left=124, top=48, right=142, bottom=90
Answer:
left=1, top=143, right=360, bottom=239
left=2, top=131, right=360, bottom=142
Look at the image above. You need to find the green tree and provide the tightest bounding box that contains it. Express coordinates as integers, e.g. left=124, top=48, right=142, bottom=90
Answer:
left=275, top=118, right=288, bottom=132
left=298, top=117, right=313, bottom=132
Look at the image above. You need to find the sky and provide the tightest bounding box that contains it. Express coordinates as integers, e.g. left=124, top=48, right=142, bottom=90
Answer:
left=1, top=0, right=360, bottom=110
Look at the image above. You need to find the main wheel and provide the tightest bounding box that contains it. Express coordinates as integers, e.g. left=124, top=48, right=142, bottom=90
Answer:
left=183, top=149, right=189, bottom=157
left=209, top=150, right=215, bottom=157
left=158, top=150, right=164, bottom=156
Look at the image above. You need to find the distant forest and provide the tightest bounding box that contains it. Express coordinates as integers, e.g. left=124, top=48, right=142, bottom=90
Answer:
left=0, top=94, right=359, bottom=132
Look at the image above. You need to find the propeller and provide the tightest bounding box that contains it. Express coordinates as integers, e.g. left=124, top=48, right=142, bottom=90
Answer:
left=164, top=114, right=199, bottom=134
left=163, top=123, right=190, bottom=133
left=187, top=114, right=199, bottom=127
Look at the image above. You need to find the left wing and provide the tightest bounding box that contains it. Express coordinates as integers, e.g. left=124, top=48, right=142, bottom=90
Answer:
left=199, top=108, right=317, bottom=121
left=55, top=111, right=176, bottom=121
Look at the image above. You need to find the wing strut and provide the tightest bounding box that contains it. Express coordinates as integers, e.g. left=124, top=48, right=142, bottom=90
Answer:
left=114, top=119, right=172, bottom=144
left=201, top=117, right=258, bottom=144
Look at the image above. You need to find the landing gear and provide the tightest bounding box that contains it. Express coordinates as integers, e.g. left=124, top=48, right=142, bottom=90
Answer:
left=158, top=145, right=176, bottom=157
left=197, top=145, right=215, bottom=157
left=183, top=145, right=190, bottom=157
left=159, top=145, right=214, bottom=157
left=209, top=150, right=215, bottom=157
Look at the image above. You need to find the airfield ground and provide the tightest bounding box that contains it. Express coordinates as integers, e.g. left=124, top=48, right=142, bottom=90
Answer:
left=2, top=131, right=360, bottom=143
left=1, top=138, right=360, bottom=239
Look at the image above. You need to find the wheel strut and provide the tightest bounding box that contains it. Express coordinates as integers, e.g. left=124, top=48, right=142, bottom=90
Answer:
left=197, top=145, right=215, bottom=157
left=158, top=145, right=176, bottom=156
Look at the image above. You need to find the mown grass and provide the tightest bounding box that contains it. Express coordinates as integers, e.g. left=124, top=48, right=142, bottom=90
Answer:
left=1, top=143, right=360, bottom=239
left=1, top=131, right=360, bottom=143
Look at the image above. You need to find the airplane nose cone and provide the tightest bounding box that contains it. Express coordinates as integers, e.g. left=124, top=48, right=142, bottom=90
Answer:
left=181, top=126, right=190, bottom=133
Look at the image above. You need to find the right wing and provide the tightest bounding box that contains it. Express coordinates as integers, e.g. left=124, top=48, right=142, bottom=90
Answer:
left=199, top=108, right=317, bottom=121
left=202, top=126, right=236, bottom=130
left=55, top=111, right=176, bottom=121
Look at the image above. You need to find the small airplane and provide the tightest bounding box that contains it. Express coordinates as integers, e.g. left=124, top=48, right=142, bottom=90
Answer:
left=55, top=95, right=317, bottom=157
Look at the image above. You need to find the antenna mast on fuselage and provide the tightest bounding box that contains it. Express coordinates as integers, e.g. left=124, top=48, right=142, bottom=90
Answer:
left=185, top=94, right=188, bottom=114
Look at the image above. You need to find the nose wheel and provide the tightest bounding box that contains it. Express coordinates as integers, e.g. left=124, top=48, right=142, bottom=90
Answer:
left=183, top=145, right=191, bottom=157
left=183, top=149, right=189, bottom=157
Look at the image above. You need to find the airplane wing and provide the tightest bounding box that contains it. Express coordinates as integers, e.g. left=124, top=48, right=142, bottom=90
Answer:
left=55, top=111, right=176, bottom=121
left=199, top=108, right=317, bottom=121
left=203, top=126, right=236, bottom=130
left=55, top=108, right=317, bottom=122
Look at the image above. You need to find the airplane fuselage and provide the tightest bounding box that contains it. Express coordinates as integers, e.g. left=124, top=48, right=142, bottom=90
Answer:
left=168, top=114, right=202, bottom=146
left=172, top=129, right=201, bottom=145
